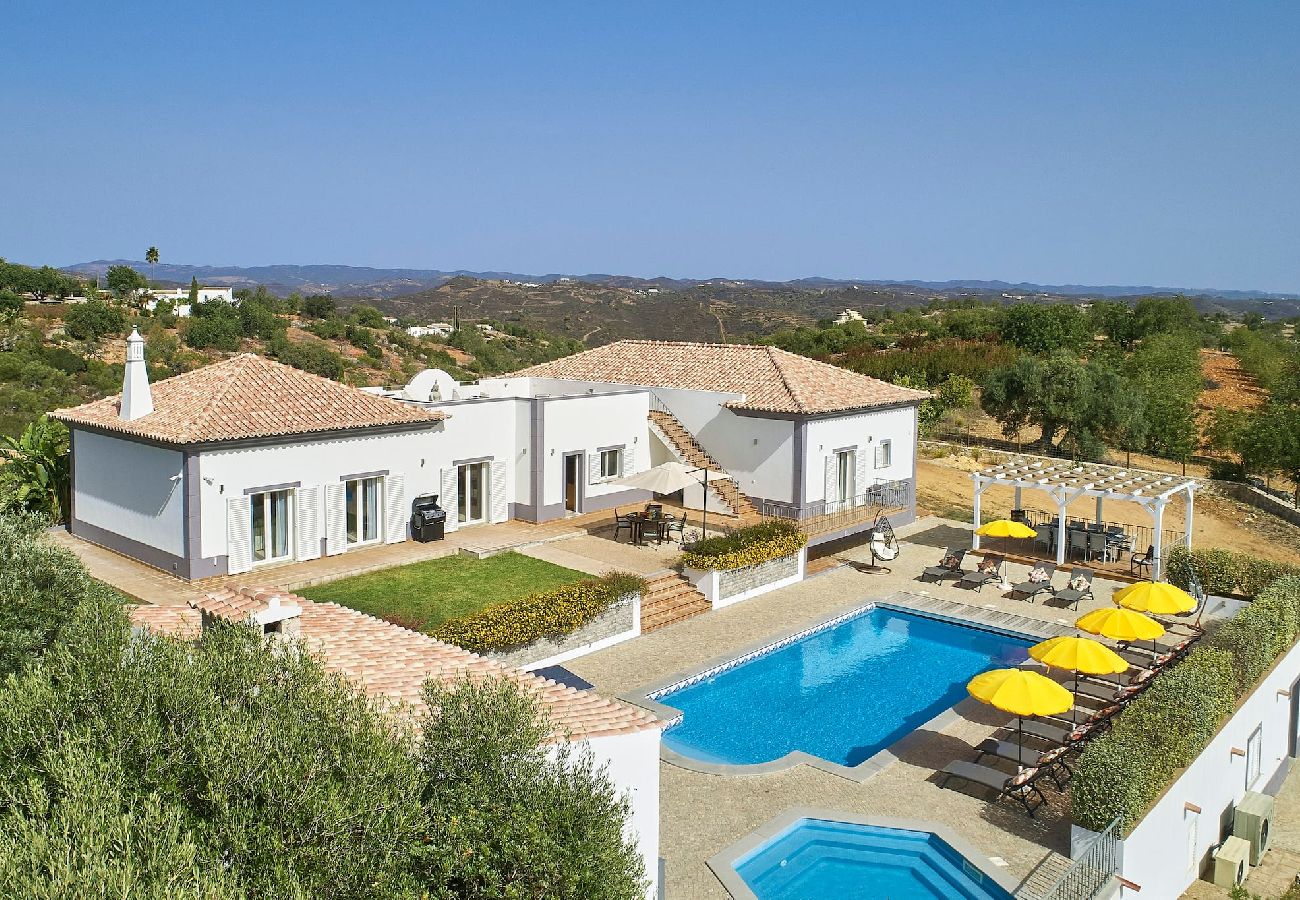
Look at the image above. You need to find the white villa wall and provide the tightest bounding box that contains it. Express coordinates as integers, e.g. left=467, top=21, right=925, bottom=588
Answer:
left=73, top=430, right=185, bottom=556
left=584, top=728, right=662, bottom=900
left=1111, top=639, right=1300, bottom=897
left=803, top=406, right=916, bottom=503
left=422, top=396, right=527, bottom=494
left=714, top=414, right=795, bottom=502
left=539, top=392, right=649, bottom=510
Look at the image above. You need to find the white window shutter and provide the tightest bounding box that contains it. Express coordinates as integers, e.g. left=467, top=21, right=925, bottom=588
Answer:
left=588, top=453, right=601, bottom=485
left=823, top=456, right=837, bottom=505
left=620, top=444, right=635, bottom=477
left=384, top=474, right=407, bottom=543
left=226, top=496, right=253, bottom=574
left=854, top=449, right=868, bottom=501
left=874, top=444, right=885, bottom=468
left=489, top=461, right=508, bottom=523
left=440, top=468, right=459, bottom=532
left=296, top=486, right=321, bottom=561
left=324, top=483, right=347, bottom=555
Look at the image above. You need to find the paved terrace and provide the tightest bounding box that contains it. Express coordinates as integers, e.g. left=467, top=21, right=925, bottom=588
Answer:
left=565, top=517, right=1173, bottom=899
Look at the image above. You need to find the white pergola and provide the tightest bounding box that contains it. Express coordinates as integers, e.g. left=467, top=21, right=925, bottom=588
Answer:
left=970, top=457, right=1198, bottom=581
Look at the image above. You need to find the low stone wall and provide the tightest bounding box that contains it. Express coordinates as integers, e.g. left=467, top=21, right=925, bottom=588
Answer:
left=1218, top=480, right=1300, bottom=529
left=486, top=593, right=640, bottom=671
left=686, top=548, right=807, bottom=610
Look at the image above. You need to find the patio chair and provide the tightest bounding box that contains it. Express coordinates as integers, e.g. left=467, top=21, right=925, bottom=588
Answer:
left=662, top=516, right=687, bottom=545
left=644, top=503, right=663, bottom=519
left=921, top=548, right=968, bottom=583
left=1086, top=532, right=1113, bottom=563
left=1010, top=562, right=1057, bottom=602
left=612, top=510, right=633, bottom=542
left=1018, top=716, right=1108, bottom=748
left=1034, top=526, right=1054, bottom=553
left=938, top=760, right=1048, bottom=817
left=1067, top=529, right=1089, bottom=561
left=1130, top=544, right=1155, bottom=577
left=975, top=739, right=1072, bottom=788
left=958, top=555, right=1003, bottom=592
left=1049, top=568, right=1093, bottom=610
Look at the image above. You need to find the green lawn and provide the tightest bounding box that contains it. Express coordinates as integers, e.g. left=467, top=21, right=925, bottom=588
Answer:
left=299, top=551, right=588, bottom=632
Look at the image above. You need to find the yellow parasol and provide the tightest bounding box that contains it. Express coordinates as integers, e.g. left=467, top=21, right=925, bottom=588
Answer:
left=1113, top=581, right=1197, bottom=616
left=1030, top=636, right=1130, bottom=720
left=968, top=668, right=1074, bottom=762
left=1075, top=607, right=1166, bottom=653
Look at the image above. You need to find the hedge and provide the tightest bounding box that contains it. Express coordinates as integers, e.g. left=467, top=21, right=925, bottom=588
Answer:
left=679, top=519, right=808, bottom=571
left=1166, top=545, right=1300, bottom=599
left=433, top=571, right=647, bottom=654
left=1072, top=575, right=1300, bottom=832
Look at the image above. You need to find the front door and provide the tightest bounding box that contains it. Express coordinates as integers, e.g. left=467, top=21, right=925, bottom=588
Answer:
left=564, top=453, right=581, bottom=513
left=457, top=462, right=487, bottom=525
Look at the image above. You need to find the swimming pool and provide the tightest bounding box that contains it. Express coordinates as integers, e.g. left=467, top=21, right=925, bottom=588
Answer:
left=655, top=605, right=1031, bottom=768
left=733, top=818, right=1015, bottom=900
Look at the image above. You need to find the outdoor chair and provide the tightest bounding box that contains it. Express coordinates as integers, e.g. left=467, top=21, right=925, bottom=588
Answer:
left=1049, top=568, right=1093, bottom=610
left=1010, top=562, right=1057, bottom=602
left=958, top=555, right=1003, bottom=592
left=612, top=510, right=633, bottom=542
left=938, top=760, right=1048, bottom=817
left=1086, top=532, right=1112, bottom=563
left=662, top=516, right=687, bottom=545
left=1067, top=529, right=1089, bottom=561
left=975, top=739, right=1072, bottom=788
left=1130, top=544, right=1155, bottom=577
left=1034, top=526, right=1054, bottom=553
left=1018, top=716, right=1109, bottom=748
left=921, top=548, right=968, bottom=582
left=644, top=503, right=663, bottom=519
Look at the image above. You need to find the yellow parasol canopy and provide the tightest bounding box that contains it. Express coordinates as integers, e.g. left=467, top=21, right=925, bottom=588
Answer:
left=967, top=668, right=1074, bottom=717
left=1029, top=636, right=1129, bottom=676
left=1075, top=607, right=1166, bottom=643
left=1113, top=581, right=1197, bottom=616
left=975, top=519, right=1038, bottom=539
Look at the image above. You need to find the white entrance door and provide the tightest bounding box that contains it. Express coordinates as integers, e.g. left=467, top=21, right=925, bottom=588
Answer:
left=457, top=462, right=487, bottom=525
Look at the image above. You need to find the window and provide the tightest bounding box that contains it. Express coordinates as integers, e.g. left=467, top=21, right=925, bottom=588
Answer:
left=600, top=448, right=623, bottom=480
left=875, top=439, right=893, bottom=469
left=835, top=449, right=855, bottom=502
left=345, top=476, right=382, bottom=545
left=1246, top=725, right=1263, bottom=788
left=250, top=489, right=293, bottom=564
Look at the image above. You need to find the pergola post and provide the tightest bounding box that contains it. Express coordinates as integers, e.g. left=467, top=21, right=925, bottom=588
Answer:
left=1095, top=495, right=1105, bottom=527
left=1152, top=498, right=1167, bottom=582
left=1014, top=486, right=1023, bottom=514
left=972, top=475, right=983, bottom=550
left=1184, top=485, right=1195, bottom=552
left=1056, top=493, right=1068, bottom=567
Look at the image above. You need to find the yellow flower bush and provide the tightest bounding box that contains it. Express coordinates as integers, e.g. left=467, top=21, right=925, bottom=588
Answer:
left=680, top=520, right=807, bottom=572
left=433, top=571, right=646, bottom=654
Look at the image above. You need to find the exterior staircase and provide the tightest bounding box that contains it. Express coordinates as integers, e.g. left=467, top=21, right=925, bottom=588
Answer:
left=640, top=571, right=710, bottom=633
left=647, top=409, right=762, bottom=524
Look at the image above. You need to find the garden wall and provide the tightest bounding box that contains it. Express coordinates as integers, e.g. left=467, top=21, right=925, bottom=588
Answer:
left=685, top=548, right=807, bottom=609
left=1219, top=480, right=1300, bottom=529
left=1101, top=638, right=1300, bottom=897
left=487, top=593, right=641, bottom=671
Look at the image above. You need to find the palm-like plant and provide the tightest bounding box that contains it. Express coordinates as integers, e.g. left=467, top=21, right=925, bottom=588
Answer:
left=145, top=246, right=159, bottom=265
left=0, top=416, right=71, bottom=522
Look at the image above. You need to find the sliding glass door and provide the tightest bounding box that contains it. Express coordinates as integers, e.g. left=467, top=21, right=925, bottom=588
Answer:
left=251, top=489, right=293, bottom=564
left=457, top=462, right=486, bottom=525
left=345, top=476, right=382, bottom=546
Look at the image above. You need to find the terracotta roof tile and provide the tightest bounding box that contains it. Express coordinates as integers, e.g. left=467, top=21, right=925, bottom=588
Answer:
left=53, top=354, right=443, bottom=445
left=511, top=340, right=928, bottom=415
left=129, top=587, right=661, bottom=741
left=127, top=603, right=202, bottom=639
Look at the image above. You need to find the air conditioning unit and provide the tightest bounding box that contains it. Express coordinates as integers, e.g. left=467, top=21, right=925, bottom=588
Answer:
left=1234, top=790, right=1275, bottom=865
left=1213, top=836, right=1252, bottom=888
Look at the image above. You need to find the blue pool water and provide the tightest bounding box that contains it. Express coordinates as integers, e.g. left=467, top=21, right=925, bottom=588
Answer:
left=736, top=819, right=1015, bottom=900
left=659, top=606, right=1030, bottom=767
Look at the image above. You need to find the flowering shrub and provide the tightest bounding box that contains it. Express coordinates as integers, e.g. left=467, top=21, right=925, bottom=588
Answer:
left=680, top=519, right=807, bottom=572
left=433, top=571, right=646, bottom=653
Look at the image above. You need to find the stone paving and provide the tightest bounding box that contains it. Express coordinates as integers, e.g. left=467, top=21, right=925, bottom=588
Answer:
left=565, top=518, right=1153, bottom=899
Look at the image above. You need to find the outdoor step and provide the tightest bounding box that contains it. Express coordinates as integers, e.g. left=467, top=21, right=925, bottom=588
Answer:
left=639, top=572, right=710, bottom=632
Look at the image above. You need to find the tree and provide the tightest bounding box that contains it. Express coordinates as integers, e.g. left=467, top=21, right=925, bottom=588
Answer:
left=187, top=275, right=199, bottom=306
left=105, top=265, right=147, bottom=299
left=351, top=304, right=386, bottom=328
left=0, top=416, right=70, bottom=522
left=300, top=294, right=336, bottom=319
left=145, top=246, right=159, bottom=266
left=999, top=304, right=1089, bottom=354
left=63, top=299, right=126, bottom=340
left=269, top=335, right=345, bottom=378
left=182, top=315, right=242, bottom=351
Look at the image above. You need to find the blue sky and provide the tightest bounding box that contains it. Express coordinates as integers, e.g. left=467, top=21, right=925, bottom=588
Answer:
left=3, top=2, right=1298, bottom=291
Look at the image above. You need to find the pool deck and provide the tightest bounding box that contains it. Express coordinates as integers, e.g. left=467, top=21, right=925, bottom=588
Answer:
left=565, top=517, right=1178, bottom=899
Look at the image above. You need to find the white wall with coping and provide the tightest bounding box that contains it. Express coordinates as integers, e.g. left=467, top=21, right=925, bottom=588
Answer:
left=513, top=593, right=642, bottom=672
left=685, top=547, right=807, bottom=609
left=803, top=406, right=916, bottom=504
left=1097, top=638, right=1300, bottom=897
left=538, top=391, right=650, bottom=508
left=73, top=429, right=185, bottom=555
left=582, top=728, right=662, bottom=900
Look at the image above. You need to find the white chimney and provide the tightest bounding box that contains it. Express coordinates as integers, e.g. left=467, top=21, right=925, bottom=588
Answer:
left=120, top=328, right=153, bottom=420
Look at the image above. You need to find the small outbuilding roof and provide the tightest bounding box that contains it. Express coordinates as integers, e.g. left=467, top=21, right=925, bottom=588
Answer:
left=131, top=586, right=662, bottom=742
left=510, top=340, right=928, bottom=416
left=52, top=353, right=444, bottom=446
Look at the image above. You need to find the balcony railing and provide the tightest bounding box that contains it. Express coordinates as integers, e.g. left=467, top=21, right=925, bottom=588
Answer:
left=760, top=479, right=912, bottom=535
left=1029, top=818, right=1120, bottom=900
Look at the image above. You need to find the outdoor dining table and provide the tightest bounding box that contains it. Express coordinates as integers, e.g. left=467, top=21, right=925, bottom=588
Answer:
left=627, top=513, right=675, bottom=546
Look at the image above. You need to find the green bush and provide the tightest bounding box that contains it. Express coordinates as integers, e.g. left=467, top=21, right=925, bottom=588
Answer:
left=182, top=315, right=242, bottom=351
left=63, top=300, right=126, bottom=341
left=679, top=519, right=808, bottom=571
left=1206, top=576, right=1300, bottom=694
left=1166, top=545, right=1300, bottom=598
left=433, top=571, right=647, bottom=653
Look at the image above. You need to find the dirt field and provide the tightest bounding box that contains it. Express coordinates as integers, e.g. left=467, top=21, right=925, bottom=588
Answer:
left=915, top=452, right=1300, bottom=565
left=1196, top=349, right=1267, bottom=451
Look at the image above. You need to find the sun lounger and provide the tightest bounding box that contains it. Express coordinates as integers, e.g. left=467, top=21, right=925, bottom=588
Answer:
left=975, top=739, right=1072, bottom=788
left=1011, top=563, right=1057, bottom=602
left=1049, top=567, right=1093, bottom=610
left=958, top=555, right=1004, bottom=592
left=1018, top=717, right=1109, bottom=748
left=922, top=548, right=968, bottom=583
left=939, top=760, right=1047, bottom=816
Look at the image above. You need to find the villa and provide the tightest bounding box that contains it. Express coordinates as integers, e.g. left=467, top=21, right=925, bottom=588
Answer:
left=52, top=335, right=925, bottom=581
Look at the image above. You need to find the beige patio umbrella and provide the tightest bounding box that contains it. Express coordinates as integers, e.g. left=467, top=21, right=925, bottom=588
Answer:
left=612, top=461, right=723, bottom=533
